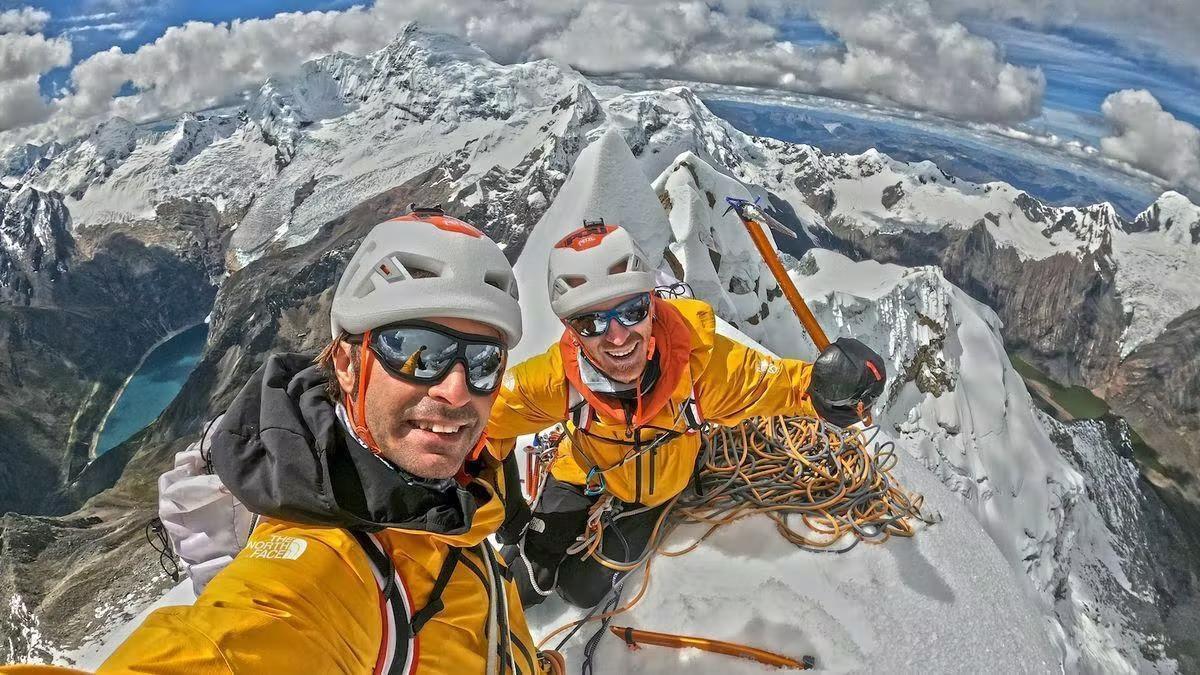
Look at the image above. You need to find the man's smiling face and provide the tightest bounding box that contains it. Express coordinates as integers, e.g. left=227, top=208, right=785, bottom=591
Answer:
left=335, top=317, right=501, bottom=479
left=571, top=293, right=654, bottom=384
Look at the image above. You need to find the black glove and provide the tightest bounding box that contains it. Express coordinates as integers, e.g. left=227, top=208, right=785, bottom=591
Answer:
left=808, top=337, right=886, bottom=427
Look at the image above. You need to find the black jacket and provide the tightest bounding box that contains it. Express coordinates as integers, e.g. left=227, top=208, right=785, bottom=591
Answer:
left=210, top=353, right=529, bottom=538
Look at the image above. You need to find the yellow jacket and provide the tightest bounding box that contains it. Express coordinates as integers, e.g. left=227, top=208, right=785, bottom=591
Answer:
left=34, top=354, right=542, bottom=675
left=488, top=298, right=817, bottom=506
left=98, top=460, right=538, bottom=675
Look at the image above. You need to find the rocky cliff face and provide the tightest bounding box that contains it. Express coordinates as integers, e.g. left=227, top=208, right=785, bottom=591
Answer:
left=0, top=185, right=73, bottom=306
left=1105, top=308, right=1200, bottom=502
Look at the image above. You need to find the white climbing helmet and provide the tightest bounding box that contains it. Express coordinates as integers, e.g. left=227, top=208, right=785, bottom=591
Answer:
left=546, top=220, right=656, bottom=318
left=331, top=207, right=522, bottom=345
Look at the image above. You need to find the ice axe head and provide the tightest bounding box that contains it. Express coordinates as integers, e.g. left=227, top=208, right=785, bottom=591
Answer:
left=723, top=196, right=796, bottom=239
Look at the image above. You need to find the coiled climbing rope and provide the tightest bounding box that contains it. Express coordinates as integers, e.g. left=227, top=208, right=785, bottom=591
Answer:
left=676, top=415, right=933, bottom=553
left=537, top=415, right=936, bottom=657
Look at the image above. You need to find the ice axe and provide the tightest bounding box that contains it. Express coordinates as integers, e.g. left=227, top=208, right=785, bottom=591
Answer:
left=724, top=196, right=830, bottom=351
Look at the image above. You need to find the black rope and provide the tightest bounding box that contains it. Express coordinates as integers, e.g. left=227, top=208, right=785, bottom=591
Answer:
left=198, top=415, right=220, bottom=475
left=580, top=513, right=632, bottom=675
left=653, top=282, right=694, bottom=300
left=146, top=517, right=180, bottom=582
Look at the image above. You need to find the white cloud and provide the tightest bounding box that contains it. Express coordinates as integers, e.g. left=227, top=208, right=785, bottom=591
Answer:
left=62, top=22, right=142, bottom=35
left=1100, top=89, right=1200, bottom=192
left=0, top=0, right=1045, bottom=143
left=0, top=30, right=71, bottom=132
left=0, top=7, right=50, bottom=34
left=808, top=0, right=1044, bottom=122
left=0, top=77, right=54, bottom=130
left=0, top=33, right=72, bottom=81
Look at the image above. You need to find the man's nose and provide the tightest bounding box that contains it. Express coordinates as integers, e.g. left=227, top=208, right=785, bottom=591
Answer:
left=427, top=364, right=472, bottom=406
left=605, top=320, right=632, bottom=346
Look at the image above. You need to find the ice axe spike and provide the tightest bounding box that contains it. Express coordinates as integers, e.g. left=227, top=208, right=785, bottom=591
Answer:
left=725, top=196, right=830, bottom=351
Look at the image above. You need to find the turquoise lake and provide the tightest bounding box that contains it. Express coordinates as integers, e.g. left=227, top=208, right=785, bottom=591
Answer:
left=95, top=323, right=208, bottom=455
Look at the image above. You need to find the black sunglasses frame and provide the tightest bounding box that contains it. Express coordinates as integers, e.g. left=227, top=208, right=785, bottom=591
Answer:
left=349, top=319, right=508, bottom=395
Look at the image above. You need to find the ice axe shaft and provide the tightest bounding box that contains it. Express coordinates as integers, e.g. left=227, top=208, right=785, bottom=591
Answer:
left=610, top=625, right=815, bottom=669
left=726, top=197, right=830, bottom=351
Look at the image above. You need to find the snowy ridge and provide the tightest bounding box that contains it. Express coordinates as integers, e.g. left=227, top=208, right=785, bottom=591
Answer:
left=651, top=151, right=810, bottom=355
left=3, top=26, right=1194, bottom=348
left=791, top=250, right=1174, bottom=672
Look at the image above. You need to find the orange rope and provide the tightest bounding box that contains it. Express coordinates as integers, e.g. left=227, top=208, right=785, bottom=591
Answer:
left=536, top=415, right=935, bottom=655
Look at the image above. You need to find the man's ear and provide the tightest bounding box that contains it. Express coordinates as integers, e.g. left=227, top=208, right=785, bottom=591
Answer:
left=332, top=341, right=357, bottom=398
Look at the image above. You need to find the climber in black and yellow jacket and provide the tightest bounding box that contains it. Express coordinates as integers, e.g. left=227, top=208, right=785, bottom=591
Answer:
left=95, top=210, right=545, bottom=674
left=493, top=222, right=886, bottom=609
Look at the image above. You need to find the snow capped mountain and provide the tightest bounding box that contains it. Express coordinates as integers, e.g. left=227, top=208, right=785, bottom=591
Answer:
left=0, top=184, right=72, bottom=304
left=2, top=23, right=1198, bottom=674
left=1115, top=192, right=1200, bottom=356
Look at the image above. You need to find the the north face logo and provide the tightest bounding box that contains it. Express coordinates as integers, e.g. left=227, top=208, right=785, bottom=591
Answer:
left=247, top=535, right=308, bottom=560
left=757, top=359, right=780, bottom=375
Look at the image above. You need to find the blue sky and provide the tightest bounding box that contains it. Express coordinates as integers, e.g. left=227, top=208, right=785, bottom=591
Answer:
left=34, top=0, right=362, bottom=96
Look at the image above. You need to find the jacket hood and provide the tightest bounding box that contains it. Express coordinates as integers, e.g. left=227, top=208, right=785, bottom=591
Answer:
left=210, top=353, right=491, bottom=535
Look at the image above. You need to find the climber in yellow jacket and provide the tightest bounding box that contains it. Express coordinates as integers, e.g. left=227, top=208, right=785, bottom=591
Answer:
left=494, top=221, right=887, bottom=609
left=89, top=209, right=544, bottom=674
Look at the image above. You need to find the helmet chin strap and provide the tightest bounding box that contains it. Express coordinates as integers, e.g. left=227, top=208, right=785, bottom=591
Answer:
left=345, top=330, right=383, bottom=456
left=644, top=295, right=658, bottom=359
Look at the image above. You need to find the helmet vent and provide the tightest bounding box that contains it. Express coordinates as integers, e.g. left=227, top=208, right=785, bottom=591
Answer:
left=609, top=255, right=638, bottom=275
left=484, top=271, right=511, bottom=293
left=390, top=252, right=445, bottom=280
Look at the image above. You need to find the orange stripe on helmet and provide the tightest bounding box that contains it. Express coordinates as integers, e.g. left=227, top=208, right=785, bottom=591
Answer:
left=386, top=213, right=484, bottom=238
left=554, top=223, right=618, bottom=251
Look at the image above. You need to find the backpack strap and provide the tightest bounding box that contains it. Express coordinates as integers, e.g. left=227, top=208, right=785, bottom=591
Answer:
left=681, top=380, right=705, bottom=434
left=567, top=382, right=594, bottom=432
left=351, top=530, right=460, bottom=675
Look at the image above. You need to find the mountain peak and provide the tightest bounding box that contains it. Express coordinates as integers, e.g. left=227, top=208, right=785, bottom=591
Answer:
left=1131, top=190, right=1200, bottom=244
left=510, top=128, right=671, bottom=362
